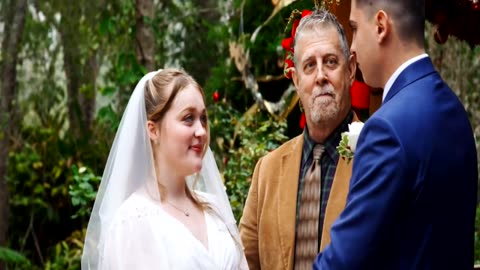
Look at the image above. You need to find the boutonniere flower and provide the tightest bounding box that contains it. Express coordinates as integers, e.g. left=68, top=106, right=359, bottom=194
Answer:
left=337, top=122, right=364, bottom=164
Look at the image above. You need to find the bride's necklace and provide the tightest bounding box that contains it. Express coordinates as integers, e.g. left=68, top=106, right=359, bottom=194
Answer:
left=165, top=201, right=190, bottom=217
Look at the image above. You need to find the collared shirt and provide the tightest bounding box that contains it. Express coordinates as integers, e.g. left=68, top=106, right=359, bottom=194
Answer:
left=382, top=53, right=429, bottom=101
left=295, top=110, right=354, bottom=248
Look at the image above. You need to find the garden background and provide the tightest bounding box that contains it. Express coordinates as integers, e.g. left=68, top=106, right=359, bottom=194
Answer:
left=1, top=0, right=479, bottom=269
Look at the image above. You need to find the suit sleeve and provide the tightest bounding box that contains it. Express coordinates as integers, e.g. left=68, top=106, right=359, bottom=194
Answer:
left=314, top=117, right=409, bottom=270
left=239, top=157, right=264, bottom=270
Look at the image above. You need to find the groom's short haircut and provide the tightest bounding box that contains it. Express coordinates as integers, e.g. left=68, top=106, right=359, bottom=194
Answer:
left=354, top=0, right=425, bottom=46
left=293, top=8, right=350, bottom=65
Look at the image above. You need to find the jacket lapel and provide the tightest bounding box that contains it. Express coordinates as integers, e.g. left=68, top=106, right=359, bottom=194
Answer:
left=275, top=112, right=361, bottom=260
left=384, top=57, right=436, bottom=104
left=319, top=113, right=360, bottom=251
left=278, top=134, right=304, bottom=269
left=319, top=157, right=353, bottom=251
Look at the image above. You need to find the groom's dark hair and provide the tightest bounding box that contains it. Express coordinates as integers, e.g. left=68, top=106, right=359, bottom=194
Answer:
left=354, top=0, right=425, bottom=46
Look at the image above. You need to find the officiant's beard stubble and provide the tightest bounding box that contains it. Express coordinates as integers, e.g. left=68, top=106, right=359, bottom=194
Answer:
left=309, top=85, right=339, bottom=123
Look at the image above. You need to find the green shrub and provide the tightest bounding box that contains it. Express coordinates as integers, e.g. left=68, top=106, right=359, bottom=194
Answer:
left=0, top=247, right=32, bottom=269
left=44, top=230, right=85, bottom=270
left=69, top=165, right=101, bottom=219
left=209, top=101, right=289, bottom=221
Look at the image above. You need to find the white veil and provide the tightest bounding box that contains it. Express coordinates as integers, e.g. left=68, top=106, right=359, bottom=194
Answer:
left=81, top=69, right=246, bottom=269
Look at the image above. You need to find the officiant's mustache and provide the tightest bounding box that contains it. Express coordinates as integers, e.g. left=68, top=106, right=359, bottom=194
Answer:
left=312, top=85, right=335, bottom=99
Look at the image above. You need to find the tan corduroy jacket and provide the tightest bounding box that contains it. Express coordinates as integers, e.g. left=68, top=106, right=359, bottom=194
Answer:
left=239, top=116, right=360, bottom=270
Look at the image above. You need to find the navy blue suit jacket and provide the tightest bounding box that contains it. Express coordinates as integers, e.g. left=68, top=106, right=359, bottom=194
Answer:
left=314, top=57, right=478, bottom=270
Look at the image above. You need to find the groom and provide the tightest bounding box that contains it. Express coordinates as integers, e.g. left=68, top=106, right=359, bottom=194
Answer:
left=314, top=0, right=478, bottom=269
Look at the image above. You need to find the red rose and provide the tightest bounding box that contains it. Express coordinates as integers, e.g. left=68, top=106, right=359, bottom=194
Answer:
left=291, top=19, right=300, bottom=38
left=301, top=10, right=313, bottom=18
left=281, top=37, right=294, bottom=52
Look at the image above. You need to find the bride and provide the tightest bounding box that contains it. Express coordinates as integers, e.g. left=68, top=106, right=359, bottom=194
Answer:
left=81, top=68, right=248, bottom=269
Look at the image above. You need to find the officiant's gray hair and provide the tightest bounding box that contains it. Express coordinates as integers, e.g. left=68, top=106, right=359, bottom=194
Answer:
left=293, top=8, right=350, bottom=65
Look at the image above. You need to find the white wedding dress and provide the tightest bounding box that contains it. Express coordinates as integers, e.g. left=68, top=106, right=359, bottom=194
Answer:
left=98, top=188, right=242, bottom=270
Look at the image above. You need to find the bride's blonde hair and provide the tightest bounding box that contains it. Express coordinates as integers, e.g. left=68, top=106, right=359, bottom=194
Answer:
left=144, top=68, right=210, bottom=208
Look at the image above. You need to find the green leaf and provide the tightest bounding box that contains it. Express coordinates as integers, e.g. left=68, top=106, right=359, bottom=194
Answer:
left=72, top=197, right=80, bottom=206
left=0, top=246, right=31, bottom=265
left=99, top=86, right=116, bottom=97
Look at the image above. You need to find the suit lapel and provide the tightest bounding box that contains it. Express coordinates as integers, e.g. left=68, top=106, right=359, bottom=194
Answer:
left=384, top=57, right=436, bottom=104
left=278, top=134, right=303, bottom=269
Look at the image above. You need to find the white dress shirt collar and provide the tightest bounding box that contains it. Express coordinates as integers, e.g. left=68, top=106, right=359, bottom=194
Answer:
left=382, top=53, right=429, bottom=101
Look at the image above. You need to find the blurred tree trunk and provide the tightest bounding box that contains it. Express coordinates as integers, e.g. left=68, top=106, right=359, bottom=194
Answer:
left=45, top=0, right=104, bottom=139
left=59, top=17, right=85, bottom=138
left=0, top=0, right=27, bottom=269
left=135, top=0, right=155, bottom=71
left=80, top=54, right=98, bottom=133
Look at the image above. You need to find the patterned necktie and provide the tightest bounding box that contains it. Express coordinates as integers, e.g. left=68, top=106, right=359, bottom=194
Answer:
left=294, top=144, right=325, bottom=270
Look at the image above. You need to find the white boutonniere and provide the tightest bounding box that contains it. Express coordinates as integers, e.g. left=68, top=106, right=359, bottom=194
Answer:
left=337, top=122, right=364, bottom=164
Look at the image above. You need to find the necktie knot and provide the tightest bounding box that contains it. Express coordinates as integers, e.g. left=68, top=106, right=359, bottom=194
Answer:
left=313, top=144, right=325, bottom=161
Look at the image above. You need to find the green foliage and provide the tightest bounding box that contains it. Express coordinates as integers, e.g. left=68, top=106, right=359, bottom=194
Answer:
left=7, top=127, right=72, bottom=212
left=0, top=246, right=32, bottom=267
left=208, top=101, right=242, bottom=154
left=6, top=94, right=112, bottom=269
left=209, top=101, right=289, bottom=221
left=226, top=113, right=288, bottom=221
left=69, top=165, right=101, bottom=219
left=337, top=134, right=353, bottom=165
left=205, top=62, right=253, bottom=112
left=44, top=230, right=85, bottom=270
left=6, top=125, right=77, bottom=265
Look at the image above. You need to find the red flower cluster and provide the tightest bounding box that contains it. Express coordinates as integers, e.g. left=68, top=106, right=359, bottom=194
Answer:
left=281, top=10, right=313, bottom=79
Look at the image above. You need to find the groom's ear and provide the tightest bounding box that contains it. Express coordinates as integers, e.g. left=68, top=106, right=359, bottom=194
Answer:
left=375, top=10, right=389, bottom=44
left=147, top=120, right=160, bottom=140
